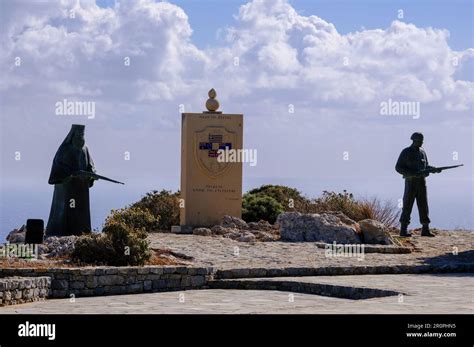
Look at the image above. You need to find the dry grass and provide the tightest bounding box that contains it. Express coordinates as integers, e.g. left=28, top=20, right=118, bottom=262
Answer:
left=146, top=251, right=182, bottom=266
left=0, top=257, right=75, bottom=269
left=357, top=197, right=400, bottom=227
left=294, top=191, right=400, bottom=228
left=0, top=251, right=181, bottom=269
left=152, top=248, right=194, bottom=261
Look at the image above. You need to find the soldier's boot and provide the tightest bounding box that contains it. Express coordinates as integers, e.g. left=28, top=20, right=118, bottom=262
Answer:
left=421, top=224, right=435, bottom=237
left=399, top=223, right=411, bottom=237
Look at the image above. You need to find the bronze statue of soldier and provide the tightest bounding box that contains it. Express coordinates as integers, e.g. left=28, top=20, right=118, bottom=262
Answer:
left=395, top=132, right=441, bottom=237
left=46, top=124, right=95, bottom=236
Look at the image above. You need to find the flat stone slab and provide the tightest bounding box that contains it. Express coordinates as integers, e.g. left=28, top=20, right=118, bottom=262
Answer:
left=0, top=274, right=471, bottom=314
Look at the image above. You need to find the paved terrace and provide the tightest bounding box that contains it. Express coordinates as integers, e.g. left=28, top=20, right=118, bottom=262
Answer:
left=0, top=230, right=472, bottom=314
left=0, top=274, right=472, bottom=314
left=149, top=230, right=474, bottom=271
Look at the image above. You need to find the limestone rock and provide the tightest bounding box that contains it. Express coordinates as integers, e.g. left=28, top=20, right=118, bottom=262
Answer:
left=248, top=220, right=274, bottom=231
left=221, top=215, right=249, bottom=230
left=39, top=236, right=78, bottom=259
left=211, top=225, right=234, bottom=235
left=223, top=231, right=242, bottom=240
left=203, top=216, right=279, bottom=242
left=237, top=232, right=256, bottom=243
left=193, top=228, right=212, bottom=236
left=6, top=225, right=26, bottom=244
left=358, top=219, right=393, bottom=245
left=326, top=211, right=361, bottom=234
left=252, top=231, right=277, bottom=242
left=277, top=212, right=361, bottom=244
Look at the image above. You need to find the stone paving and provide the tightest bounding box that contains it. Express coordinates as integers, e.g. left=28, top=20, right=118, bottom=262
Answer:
left=0, top=274, right=472, bottom=314
left=149, top=230, right=474, bottom=270
left=0, top=230, right=471, bottom=313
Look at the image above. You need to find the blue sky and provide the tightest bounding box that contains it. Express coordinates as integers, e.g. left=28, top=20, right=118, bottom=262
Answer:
left=1, top=0, right=473, bottom=236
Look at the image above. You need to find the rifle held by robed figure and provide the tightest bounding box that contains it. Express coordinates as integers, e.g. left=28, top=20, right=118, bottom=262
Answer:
left=73, top=170, right=125, bottom=185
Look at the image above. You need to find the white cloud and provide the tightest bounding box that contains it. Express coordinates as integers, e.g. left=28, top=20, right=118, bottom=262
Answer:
left=1, top=0, right=472, bottom=112
left=214, top=0, right=473, bottom=109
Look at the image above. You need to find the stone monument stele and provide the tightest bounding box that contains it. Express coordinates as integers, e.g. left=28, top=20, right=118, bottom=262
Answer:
left=172, top=89, right=243, bottom=233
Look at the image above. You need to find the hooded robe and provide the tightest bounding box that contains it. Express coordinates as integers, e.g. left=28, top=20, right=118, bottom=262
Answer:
left=46, top=124, right=95, bottom=236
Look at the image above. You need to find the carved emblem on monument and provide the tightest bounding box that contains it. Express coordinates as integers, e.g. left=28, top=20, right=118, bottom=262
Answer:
left=195, top=126, right=236, bottom=178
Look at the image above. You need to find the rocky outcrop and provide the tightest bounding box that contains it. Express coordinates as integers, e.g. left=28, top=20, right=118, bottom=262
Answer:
left=5, top=226, right=78, bottom=259
left=248, top=220, right=275, bottom=232
left=192, top=228, right=212, bottom=236
left=277, top=212, right=361, bottom=244
left=5, top=225, right=80, bottom=259
left=358, top=219, right=394, bottom=245
left=221, top=215, right=249, bottom=230
left=210, top=225, right=234, bottom=235
left=237, top=232, right=257, bottom=243
left=38, top=236, right=78, bottom=259
left=329, top=211, right=361, bottom=234
left=6, top=225, right=26, bottom=244
left=192, top=215, right=279, bottom=242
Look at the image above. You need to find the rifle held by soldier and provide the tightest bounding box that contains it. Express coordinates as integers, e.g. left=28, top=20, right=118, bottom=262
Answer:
left=422, top=164, right=463, bottom=175
left=404, top=164, right=463, bottom=178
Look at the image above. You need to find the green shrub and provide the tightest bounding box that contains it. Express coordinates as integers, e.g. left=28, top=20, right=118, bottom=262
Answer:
left=246, top=185, right=310, bottom=211
left=104, top=206, right=160, bottom=232
left=71, top=233, right=115, bottom=265
left=242, top=194, right=284, bottom=224
left=103, top=222, right=151, bottom=265
left=72, top=222, right=151, bottom=266
left=243, top=186, right=400, bottom=227
left=131, top=190, right=180, bottom=230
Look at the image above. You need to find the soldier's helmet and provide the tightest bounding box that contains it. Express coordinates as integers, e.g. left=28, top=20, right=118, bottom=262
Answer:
left=410, top=132, right=424, bottom=141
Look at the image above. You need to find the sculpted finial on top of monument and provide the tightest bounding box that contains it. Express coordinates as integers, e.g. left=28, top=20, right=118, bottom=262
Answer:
left=205, top=88, right=221, bottom=113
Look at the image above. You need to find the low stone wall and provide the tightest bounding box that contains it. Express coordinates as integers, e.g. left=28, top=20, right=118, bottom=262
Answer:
left=0, top=277, right=50, bottom=306
left=0, top=266, right=214, bottom=298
